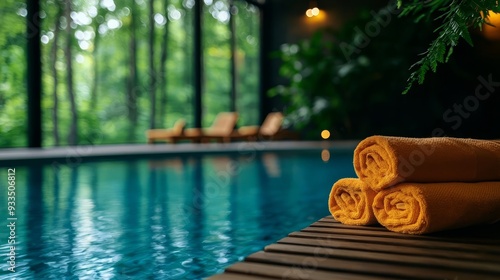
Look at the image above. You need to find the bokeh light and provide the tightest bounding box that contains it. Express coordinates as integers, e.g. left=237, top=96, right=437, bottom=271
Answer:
left=305, top=7, right=320, bottom=17
left=311, top=7, right=320, bottom=16
left=321, top=130, right=330, bottom=139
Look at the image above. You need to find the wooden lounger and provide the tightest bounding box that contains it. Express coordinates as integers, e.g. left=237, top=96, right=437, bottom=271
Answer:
left=146, top=119, right=186, bottom=143
left=226, top=112, right=299, bottom=142
left=171, top=112, right=239, bottom=143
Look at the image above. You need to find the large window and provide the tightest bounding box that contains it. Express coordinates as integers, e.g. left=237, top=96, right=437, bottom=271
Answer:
left=234, top=0, right=259, bottom=126
left=0, top=0, right=260, bottom=148
left=202, top=0, right=231, bottom=127
left=0, top=1, right=28, bottom=147
left=40, top=0, right=196, bottom=146
left=202, top=0, right=260, bottom=127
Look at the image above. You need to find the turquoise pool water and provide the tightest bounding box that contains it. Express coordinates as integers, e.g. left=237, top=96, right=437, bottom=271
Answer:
left=0, top=149, right=355, bottom=279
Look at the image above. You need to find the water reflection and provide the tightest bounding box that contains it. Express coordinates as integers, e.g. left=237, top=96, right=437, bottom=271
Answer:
left=257, top=153, right=292, bottom=242
left=148, top=157, right=185, bottom=173
left=3, top=150, right=355, bottom=279
left=26, top=166, right=45, bottom=276
left=261, top=152, right=281, bottom=177
left=116, top=161, right=142, bottom=277
left=187, top=156, right=205, bottom=278
left=65, top=167, right=79, bottom=277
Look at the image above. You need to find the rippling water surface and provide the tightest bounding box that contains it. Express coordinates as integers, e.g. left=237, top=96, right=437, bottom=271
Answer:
left=0, top=150, right=355, bottom=279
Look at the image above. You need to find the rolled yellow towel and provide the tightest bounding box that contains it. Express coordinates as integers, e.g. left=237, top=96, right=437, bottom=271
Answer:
left=328, top=178, right=378, bottom=225
left=353, top=135, right=500, bottom=191
left=372, top=181, right=500, bottom=234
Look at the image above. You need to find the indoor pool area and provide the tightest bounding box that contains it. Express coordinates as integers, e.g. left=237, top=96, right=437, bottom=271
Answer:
left=4, top=0, right=500, bottom=278
left=0, top=142, right=356, bottom=279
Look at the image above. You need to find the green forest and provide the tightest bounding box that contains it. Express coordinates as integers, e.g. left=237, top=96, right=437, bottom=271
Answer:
left=0, top=0, right=260, bottom=148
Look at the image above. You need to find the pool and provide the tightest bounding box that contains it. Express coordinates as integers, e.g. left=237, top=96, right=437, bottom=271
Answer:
left=1, top=148, right=355, bottom=279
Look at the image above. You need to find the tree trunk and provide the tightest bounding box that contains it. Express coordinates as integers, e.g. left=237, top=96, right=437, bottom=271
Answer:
left=181, top=3, right=193, bottom=88
left=148, top=0, right=157, bottom=129
left=158, top=0, right=170, bottom=127
left=50, top=7, right=63, bottom=146
left=90, top=22, right=100, bottom=110
left=64, top=0, right=78, bottom=145
left=193, top=0, right=203, bottom=128
left=127, top=0, right=139, bottom=140
left=229, top=0, right=237, bottom=112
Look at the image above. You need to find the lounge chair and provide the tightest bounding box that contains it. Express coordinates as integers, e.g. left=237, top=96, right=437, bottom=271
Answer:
left=171, top=112, right=239, bottom=143
left=227, top=112, right=299, bottom=142
left=146, top=118, right=186, bottom=144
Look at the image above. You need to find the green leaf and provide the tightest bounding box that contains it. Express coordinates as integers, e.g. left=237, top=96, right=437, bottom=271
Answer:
left=398, top=0, right=494, bottom=94
left=445, top=46, right=454, bottom=62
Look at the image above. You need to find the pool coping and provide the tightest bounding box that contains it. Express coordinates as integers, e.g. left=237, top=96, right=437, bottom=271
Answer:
left=0, top=140, right=360, bottom=165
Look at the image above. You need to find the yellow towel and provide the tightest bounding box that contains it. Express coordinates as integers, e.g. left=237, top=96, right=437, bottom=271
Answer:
left=372, top=181, right=500, bottom=234
left=353, top=135, right=500, bottom=191
left=328, top=178, right=378, bottom=225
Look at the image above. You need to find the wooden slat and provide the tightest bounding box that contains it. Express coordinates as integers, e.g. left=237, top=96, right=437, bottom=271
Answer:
left=246, top=252, right=498, bottom=280
left=208, top=272, right=278, bottom=280
left=303, top=225, right=435, bottom=239
left=312, top=220, right=500, bottom=244
left=224, top=262, right=397, bottom=280
left=318, top=216, right=500, bottom=243
left=244, top=251, right=495, bottom=280
left=264, top=243, right=500, bottom=274
left=288, top=231, right=500, bottom=255
left=301, top=226, right=500, bottom=252
left=277, top=236, right=500, bottom=262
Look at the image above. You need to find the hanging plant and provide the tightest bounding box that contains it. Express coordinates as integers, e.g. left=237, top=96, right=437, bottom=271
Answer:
left=397, top=0, right=500, bottom=94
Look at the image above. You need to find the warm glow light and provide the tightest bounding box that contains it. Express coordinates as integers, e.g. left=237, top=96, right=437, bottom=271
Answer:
left=306, top=7, right=320, bottom=17
left=305, top=8, right=313, bottom=17
left=483, top=11, right=500, bottom=40
left=321, top=149, right=330, bottom=162
left=321, top=129, right=330, bottom=139
left=311, top=7, right=320, bottom=16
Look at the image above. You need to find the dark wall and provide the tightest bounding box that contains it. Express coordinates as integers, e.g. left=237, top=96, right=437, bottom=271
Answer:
left=419, top=31, right=500, bottom=139
left=259, top=0, right=500, bottom=139
left=261, top=0, right=387, bottom=98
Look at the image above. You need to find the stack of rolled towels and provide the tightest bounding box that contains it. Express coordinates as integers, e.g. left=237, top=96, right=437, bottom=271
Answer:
left=328, top=135, right=500, bottom=234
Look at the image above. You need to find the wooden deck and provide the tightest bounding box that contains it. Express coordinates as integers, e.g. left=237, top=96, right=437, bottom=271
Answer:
left=208, top=216, right=500, bottom=280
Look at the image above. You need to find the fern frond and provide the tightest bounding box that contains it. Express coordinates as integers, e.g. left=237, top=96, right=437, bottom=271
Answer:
left=398, top=0, right=497, bottom=94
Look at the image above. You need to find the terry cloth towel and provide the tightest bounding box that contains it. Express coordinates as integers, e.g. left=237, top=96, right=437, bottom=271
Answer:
left=372, top=181, right=500, bottom=234
left=328, top=178, right=378, bottom=225
left=353, top=135, right=500, bottom=191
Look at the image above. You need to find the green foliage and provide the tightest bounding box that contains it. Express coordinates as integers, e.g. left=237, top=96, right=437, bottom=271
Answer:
left=202, top=0, right=260, bottom=127
left=0, top=0, right=28, bottom=147
left=235, top=1, right=260, bottom=126
left=0, top=0, right=260, bottom=147
left=268, top=31, right=338, bottom=132
left=203, top=7, right=231, bottom=127
left=269, top=6, right=437, bottom=139
left=398, top=0, right=500, bottom=94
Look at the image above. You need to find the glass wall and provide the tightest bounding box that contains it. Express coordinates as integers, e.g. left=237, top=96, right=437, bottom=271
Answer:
left=234, top=0, right=259, bottom=126
left=0, top=1, right=28, bottom=147
left=39, top=0, right=196, bottom=146
left=202, top=0, right=231, bottom=127
left=0, top=0, right=260, bottom=148
left=166, top=0, right=195, bottom=129
left=201, top=0, right=260, bottom=127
